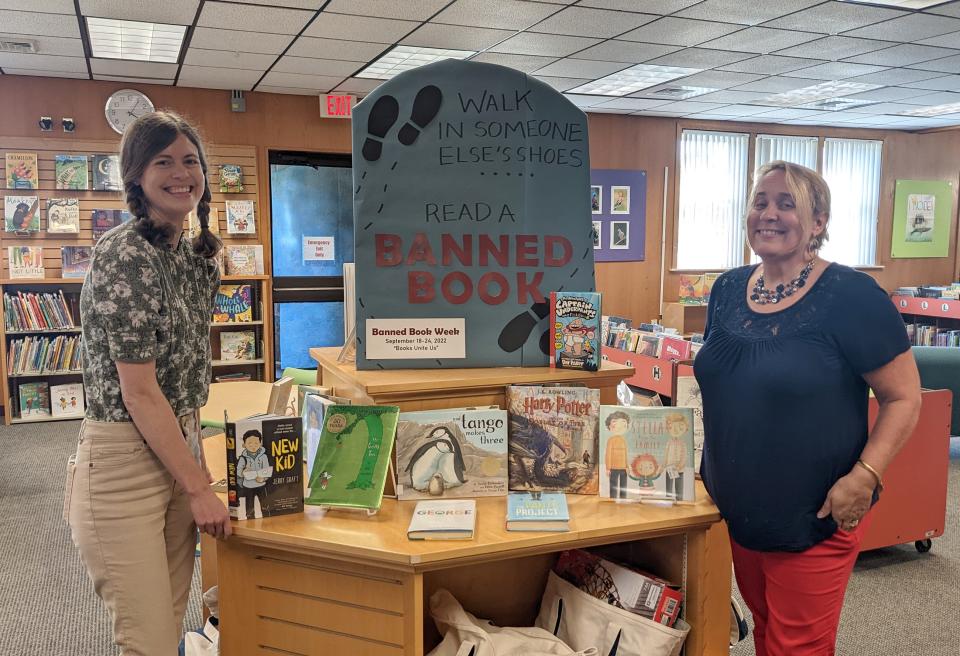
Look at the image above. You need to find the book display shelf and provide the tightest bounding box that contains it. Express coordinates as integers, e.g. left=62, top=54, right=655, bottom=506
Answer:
left=0, top=137, right=274, bottom=421
left=601, top=345, right=694, bottom=399
left=891, top=295, right=960, bottom=347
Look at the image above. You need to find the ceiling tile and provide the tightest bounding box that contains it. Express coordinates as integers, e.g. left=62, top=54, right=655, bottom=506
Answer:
left=774, top=35, right=889, bottom=61
left=901, top=75, right=960, bottom=92
left=184, top=48, right=277, bottom=71
left=618, top=17, right=742, bottom=47
left=402, top=24, right=514, bottom=51
left=753, top=107, right=828, bottom=120
left=917, top=31, right=960, bottom=49
left=529, top=7, right=657, bottom=38
left=534, top=76, right=591, bottom=92
left=908, top=54, right=960, bottom=74
left=469, top=52, right=558, bottom=73
left=649, top=100, right=726, bottom=113
left=79, top=0, right=200, bottom=24
left=177, top=64, right=264, bottom=90
left=2, top=68, right=88, bottom=78
left=586, top=107, right=634, bottom=114
left=229, top=0, right=324, bottom=8
left=0, top=1, right=74, bottom=13
left=190, top=28, right=294, bottom=55
left=845, top=44, right=958, bottom=67
left=271, top=56, right=362, bottom=77
left=675, top=0, right=824, bottom=26
left=593, top=97, right=672, bottom=110
left=763, top=2, right=905, bottom=35
left=839, top=102, right=916, bottom=115
left=843, top=86, right=926, bottom=102
left=844, top=13, right=960, bottom=43
left=782, top=61, right=888, bottom=80
left=849, top=67, right=942, bottom=85
left=287, top=37, right=387, bottom=61
left=255, top=85, right=322, bottom=96
left=577, top=0, right=701, bottom=12
left=0, top=9, right=81, bottom=38
left=645, top=47, right=755, bottom=69
left=532, top=58, right=629, bottom=78
left=259, top=70, right=344, bottom=90
left=90, top=58, right=178, bottom=77
left=909, top=90, right=960, bottom=105
left=574, top=40, right=679, bottom=64
left=433, top=0, right=559, bottom=31
left=927, top=4, right=960, bottom=19
left=672, top=70, right=763, bottom=89
left=198, top=2, right=314, bottom=35
left=719, top=55, right=824, bottom=75
left=701, top=103, right=784, bottom=116
left=0, top=33, right=83, bottom=57
left=93, top=75, right=174, bottom=85
left=701, top=27, right=824, bottom=55
left=333, top=76, right=383, bottom=93
left=489, top=33, right=602, bottom=57
left=0, top=52, right=87, bottom=72
left=733, top=75, right=822, bottom=92
left=693, top=89, right=771, bottom=103
left=303, top=13, right=418, bottom=42
left=324, top=0, right=448, bottom=20
left=562, top=93, right=611, bottom=107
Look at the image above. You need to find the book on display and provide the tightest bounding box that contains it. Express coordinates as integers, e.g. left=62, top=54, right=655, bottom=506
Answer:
left=407, top=499, right=476, bottom=540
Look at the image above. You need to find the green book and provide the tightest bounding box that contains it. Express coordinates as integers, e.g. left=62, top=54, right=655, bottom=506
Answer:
left=305, top=405, right=399, bottom=511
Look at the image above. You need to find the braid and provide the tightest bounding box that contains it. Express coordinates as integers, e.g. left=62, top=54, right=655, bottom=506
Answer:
left=127, top=181, right=174, bottom=247
left=192, top=178, right=222, bottom=258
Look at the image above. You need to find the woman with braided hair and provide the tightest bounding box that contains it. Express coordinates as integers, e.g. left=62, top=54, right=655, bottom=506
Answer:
left=66, top=111, right=231, bottom=655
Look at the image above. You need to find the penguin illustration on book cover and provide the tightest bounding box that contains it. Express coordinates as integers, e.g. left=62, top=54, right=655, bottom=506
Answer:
left=406, top=426, right=467, bottom=494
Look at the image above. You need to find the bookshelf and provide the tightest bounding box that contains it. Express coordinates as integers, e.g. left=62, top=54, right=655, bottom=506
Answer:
left=891, top=295, right=960, bottom=347
left=601, top=346, right=694, bottom=398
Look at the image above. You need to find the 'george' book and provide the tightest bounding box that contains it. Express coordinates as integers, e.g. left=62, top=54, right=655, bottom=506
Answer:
left=407, top=499, right=476, bottom=540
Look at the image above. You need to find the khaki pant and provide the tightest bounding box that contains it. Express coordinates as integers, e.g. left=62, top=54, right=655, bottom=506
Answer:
left=65, top=418, right=197, bottom=656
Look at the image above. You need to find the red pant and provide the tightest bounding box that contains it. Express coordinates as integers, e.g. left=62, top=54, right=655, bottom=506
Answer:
left=731, top=515, right=871, bottom=656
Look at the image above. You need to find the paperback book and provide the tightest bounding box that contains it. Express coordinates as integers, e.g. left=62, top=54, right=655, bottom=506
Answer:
left=226, top=413, right=303, bottom=520
left=407, top=499, right=476, bottom=540
left=506, top=492, right=569, bottom=532
left=8, top=246, right=44, bottom=279
left=212, top=284, right=254, bottom=322
left=61, top=246, right=93, bottom=279
left=92, top=154, right=121, bottom=191
left=55, top=154, right=89, bottom=190
left=673, top=377, right=704, bottom=473
left=219, top=330, right=256, bottom=361
left=599, top=406, right=696, bottom=502
left=305, top=405, right=399, bottom=511
left=50, top=383, right=85, bottom=418
left=225, top=199, right=256, bottom=234
left=19, top=381, right=50, bottom=417
left=91, top=209, right=130, bottom=242
left=5, top=195, right=40, bottom=232
left=6, top=152, right=38, bottom=189
left=219, top=164, right=244, bottom=192
left=224, top=245, right=264, bottom=275
left=395, top=407, right=508, bottom=500
left=47, top=198, right=80, bottom=233
left=550, top=291, right=602, bottom=372
left=506, top=385, right=600, bottom=495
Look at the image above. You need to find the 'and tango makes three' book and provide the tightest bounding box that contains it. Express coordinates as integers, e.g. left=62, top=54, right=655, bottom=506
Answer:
left=507, top=385, right=600, bottom=495
left=395, top=407, right=508, bottom=500
left=550, top=291, right=601, bottom=371
left=226, top=414, right=303, bottom=520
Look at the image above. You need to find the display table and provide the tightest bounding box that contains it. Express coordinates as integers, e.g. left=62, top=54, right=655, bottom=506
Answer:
left=211, top=351, right=731, bottom=655
left=199, top=380, right=273, bottom=428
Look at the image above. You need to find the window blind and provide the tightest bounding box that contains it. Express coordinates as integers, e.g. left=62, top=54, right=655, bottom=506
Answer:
left=819, top=138, right=882, bottom=266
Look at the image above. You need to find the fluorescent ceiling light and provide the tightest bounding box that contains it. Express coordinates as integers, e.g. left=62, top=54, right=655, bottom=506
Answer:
left=567, top=65, right=702, bottom=97
left=87, top=17, right=186, bottom=63
left=899, top=102, right=960, bottom=116
left=801, top=98, right=877, bottom=111
left=640, top=85, right=718, bottom=100
left=356, top=45, right=475, bottom=80
left=839, top=1, right=951, bottom=8
left=761, top=80, right=883, bottom=107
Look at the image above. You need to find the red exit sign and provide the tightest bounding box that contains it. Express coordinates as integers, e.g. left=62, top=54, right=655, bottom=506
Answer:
left=319, top=94, right=355, bottom=118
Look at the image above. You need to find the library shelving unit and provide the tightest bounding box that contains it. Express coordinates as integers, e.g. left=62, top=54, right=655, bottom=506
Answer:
left=601, top=345, right=694, bottom=399
left=211, top=274, right=271, bottom=381
left=891, top=295, right=960, bottom=346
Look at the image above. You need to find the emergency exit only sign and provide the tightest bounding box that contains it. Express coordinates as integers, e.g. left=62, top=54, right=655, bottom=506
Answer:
left=319, top=94, right=355, bottom=118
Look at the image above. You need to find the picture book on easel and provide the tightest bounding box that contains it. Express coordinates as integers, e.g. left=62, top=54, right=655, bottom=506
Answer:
left=226, top=414, right=303, bottom=520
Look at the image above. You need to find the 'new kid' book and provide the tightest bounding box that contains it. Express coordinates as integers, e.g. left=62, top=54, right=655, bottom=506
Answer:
left=550, top=291, right=601, bottom=371
left=305, top=405, right=399, bottom=511
left=226, top=413, right=303, bottom=520
left=599, top=406, right=695, bottom=502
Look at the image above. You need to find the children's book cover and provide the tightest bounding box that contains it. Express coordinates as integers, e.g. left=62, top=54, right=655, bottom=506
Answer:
left=550, top=291, right=601, bottom=371
left=212, top=284, right=253, bottom=322
left=91, top=209, right=130, bottom=242
left=407, top=499, right=476, bottom=540
left=61, top=246, right=93, bottom=279
left=506, top=492, right=570, bottom=531
left=8, top=246, right=44, bottom=279
left=224, top=245, right=263, bottom=275
left=225, top=199, right=256, bottom=234
left=187, top=207, right=220, bottom=238
left=395, top=407, right=508, bottom=500
left=92, top=154, right=121, bottom=191
left=219, top=164, right=244, bottom=193
left=678, top=274, right=706, bottom=305
left=19, top=381, right=51, bottom=417
left=226, top=414, right=303, bottom=520
left=50, top=383, right=85, bottom=418
left=5, top=195, right=40, bottom=232
left=6, top=152, right=39, bottom=189
left=55, top=154, right=89, bottom=190
left=305, top=405, right=399, bottom=510
left=599, top=406, right=695, bottom=502
left=47, top=198, right=81, bottom=233
left=219, top=330, right=256, bottom=361
left=507, top=385, right=600, bottom=495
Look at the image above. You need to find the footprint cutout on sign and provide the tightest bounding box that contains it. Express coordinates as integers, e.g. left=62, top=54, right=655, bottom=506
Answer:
left=398, top=85, right=443, bottom=146
left=361, top=95, right=400, bottom=162
left=498, top=302, right=550, bottom=353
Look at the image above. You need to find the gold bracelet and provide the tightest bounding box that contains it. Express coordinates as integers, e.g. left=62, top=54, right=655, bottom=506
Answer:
left=856, top=459, right=884, bottom=493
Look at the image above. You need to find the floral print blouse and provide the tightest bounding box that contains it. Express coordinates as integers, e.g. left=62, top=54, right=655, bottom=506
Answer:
left=80, top=222, right=219, bottom=422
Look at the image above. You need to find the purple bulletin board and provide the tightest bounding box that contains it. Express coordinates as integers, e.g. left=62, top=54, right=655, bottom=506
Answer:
left=591, top=169, right=646, bottom=262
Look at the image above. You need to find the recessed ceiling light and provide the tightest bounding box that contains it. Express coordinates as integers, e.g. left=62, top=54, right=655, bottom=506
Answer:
left=356, top=45, right=476, bottom=80
left=839, top=1, right=951, bottom=8
left=567, top=65, right=702, bottom=97
left=86, top=17, right=186, bottom=63
left=761, top=80, right=883, bottom=107
left=899, top=102, right=960, bottom=116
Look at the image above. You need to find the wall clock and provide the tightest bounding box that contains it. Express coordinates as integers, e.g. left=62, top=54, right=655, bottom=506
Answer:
left=104, top=88, right=155, bottom=135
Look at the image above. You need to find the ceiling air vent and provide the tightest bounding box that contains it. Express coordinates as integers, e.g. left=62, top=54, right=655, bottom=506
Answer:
left=652, top=87, right=687, bottom=97
left=0, top=39, right=38, bottom=53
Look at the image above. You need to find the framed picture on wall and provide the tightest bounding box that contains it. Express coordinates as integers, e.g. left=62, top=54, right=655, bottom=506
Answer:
left=591, top=185, right=602, bottom=214
left=611, top=185, right=630, bottom=214
left=592, top=221, right=602, bottom=249
left=610, top=221, right=629, bottom=249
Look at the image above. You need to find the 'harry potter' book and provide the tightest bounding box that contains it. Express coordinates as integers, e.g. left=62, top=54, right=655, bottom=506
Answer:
left=226, top=414, right=303, bottom=520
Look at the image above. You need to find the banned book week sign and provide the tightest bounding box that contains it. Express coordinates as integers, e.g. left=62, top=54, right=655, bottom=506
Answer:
left=353, top=59, right=596, bottom=369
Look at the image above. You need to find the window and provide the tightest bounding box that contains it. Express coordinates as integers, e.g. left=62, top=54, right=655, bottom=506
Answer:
left=677, top=130, right=749, bottom=270
left=820, top=139, right=882, bottom=267
left=755, top=135, right=817, bottom=170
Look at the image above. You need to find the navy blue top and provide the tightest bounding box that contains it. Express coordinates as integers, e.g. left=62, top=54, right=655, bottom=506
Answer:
left=693, top=263, right=910, bottom=552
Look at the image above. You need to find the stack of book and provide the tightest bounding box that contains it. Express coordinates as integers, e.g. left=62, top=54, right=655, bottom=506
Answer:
left=2, top=291, right=76, bottom=331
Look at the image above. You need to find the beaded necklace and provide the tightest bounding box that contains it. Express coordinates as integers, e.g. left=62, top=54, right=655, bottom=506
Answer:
left=750, top=259, right=816, bottom=305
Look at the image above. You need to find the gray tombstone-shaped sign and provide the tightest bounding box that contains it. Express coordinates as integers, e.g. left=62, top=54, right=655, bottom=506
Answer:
left=353, top=59, right=595, bottom=370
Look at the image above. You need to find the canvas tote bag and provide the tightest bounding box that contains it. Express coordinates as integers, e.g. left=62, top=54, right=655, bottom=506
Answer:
left=535, top=572, right=690, bottom=656
left=427, top=589, right=598, bottom=656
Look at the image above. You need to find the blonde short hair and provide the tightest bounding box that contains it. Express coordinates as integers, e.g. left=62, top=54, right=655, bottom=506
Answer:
left=749, top=160, right=831, bottom=253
